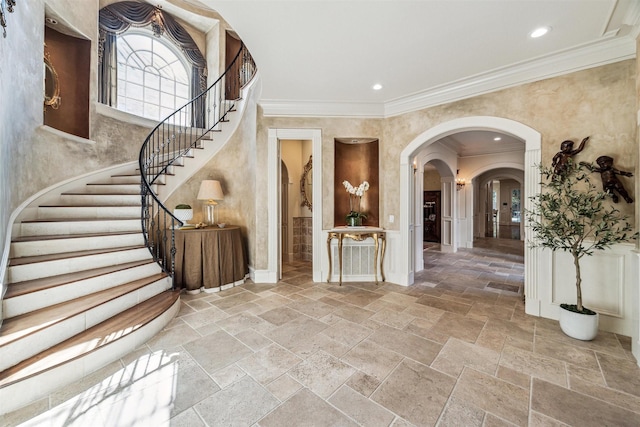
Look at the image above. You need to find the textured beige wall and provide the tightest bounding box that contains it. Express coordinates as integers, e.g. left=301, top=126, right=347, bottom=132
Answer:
left=165, top=92, right=259, bottom=267
left=249, top=60, right=636, bottom=271
left=423, top=169, right=441, bottom=191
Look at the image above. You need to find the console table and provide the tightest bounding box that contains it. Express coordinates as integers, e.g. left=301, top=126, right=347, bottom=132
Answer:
left=173, top=226, right=248, bottom=294
left=326, top=226, right=386, bottom=285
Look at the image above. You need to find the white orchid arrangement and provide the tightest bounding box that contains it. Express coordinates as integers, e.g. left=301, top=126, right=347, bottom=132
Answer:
left=343, top=180, right=369, bottom=219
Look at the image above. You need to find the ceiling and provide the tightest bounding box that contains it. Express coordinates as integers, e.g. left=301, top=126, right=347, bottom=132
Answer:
left=437, top=131, right=524, bottom=158
left=194, top=0, right=639, bottom=117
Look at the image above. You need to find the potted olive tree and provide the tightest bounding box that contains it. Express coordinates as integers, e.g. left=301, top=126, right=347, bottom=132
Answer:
left=526, top=160, right=637, bottom=340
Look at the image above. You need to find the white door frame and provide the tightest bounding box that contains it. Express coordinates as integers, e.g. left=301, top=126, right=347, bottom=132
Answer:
left=267, top=128, right=323, bottom=282
left=399, top=116, right=541, bottom=315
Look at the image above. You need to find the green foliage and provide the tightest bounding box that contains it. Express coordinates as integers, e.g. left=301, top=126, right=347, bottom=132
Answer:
left=175, top=204, right=192, bottom=209
left=526, top=160, right=637, bottom=312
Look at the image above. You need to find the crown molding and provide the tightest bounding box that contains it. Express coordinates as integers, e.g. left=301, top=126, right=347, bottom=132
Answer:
left=259, top=34, right=636, bottom=119
left=259, top=99, right=385, bottom=118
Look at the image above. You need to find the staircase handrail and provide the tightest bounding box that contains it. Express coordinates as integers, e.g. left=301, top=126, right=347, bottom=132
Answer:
left=139, top=42, right=256, bottom=283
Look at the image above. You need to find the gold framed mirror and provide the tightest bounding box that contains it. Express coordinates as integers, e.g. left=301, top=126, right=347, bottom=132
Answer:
left=300, top=155, right=312, bottom=211
left=44, top=50, right=61, bottom=110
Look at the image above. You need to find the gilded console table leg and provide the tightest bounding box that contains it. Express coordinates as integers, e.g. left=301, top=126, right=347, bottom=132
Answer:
left=380, top=234, right=386, bottom=282
left=373, top=234, right=379, bottom=284
left=338, top=234, right=343, bottom=286
left=326, top=233, right=333, bottom=283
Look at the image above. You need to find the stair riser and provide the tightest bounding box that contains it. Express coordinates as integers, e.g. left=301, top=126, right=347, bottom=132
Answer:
left=58, top=194, right=141, bottom=206
left=0, top=277, right=171, bottom=373
left=82, top=184, right=146, bottom=195
left=20, top=220, right=140, bottom=237
left=0, top=298, right=179, bottom=415
left=8, top=248, right=152, bottom=283
left=11, top=233, right=145, bottom=258
left=36, top=206, right=140, bottom=220
left=3, top=263, right=163, bottom=318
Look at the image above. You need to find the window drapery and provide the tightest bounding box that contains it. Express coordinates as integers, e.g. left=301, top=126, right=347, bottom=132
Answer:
left=98, top=1, right=207, bottom=126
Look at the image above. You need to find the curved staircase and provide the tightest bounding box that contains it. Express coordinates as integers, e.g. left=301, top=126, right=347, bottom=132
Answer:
left=0, top=43, right=257, bottom=415
left=0, top=167, right=180, bottom=413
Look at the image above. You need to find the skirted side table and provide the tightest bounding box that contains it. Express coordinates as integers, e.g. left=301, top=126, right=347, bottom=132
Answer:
left=173, top=226, right=248, bottom=294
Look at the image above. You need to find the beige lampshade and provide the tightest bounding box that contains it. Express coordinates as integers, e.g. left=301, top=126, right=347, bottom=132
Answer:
left=197, top=180, right=224, bottom=201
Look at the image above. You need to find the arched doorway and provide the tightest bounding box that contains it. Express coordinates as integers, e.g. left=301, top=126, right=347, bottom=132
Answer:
left=399, top=116, right=542, bottom=316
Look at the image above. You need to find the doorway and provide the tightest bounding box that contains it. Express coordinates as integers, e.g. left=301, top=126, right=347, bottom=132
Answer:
left=267, top=129, right=323, bottom=283
left=399, top=116, right=541, bottom=316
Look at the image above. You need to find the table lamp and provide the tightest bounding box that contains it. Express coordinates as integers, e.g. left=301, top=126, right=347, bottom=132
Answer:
left=197, top=180, right=224, bottom=225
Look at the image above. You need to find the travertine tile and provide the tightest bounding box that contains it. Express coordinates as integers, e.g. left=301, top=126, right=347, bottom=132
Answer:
left=596, top=352, right=640, bottom=397
left=372, top=358, right=455, bottom=426
left=183, top=330, right=252, bottom=374
left=415, top=295, right=472, bottom=315
left=534, top=336, right=599, bottom=370
left=569, top=376, right=640, bottom=414
left=265, top=374, right=303, bottom=402
left=289, top=330, right=352, bottom=359
left=180, top=306, right=229, bottom=329
left=170, top=408, right=206, bottom=427
left=287, top=296, right=336, bottom=318
left=265, top=314, right=329, bottom=350
left=566, top=364, right=606, bottom=386
left=496, top=365, right=531, bottom=390
left=431, top=338, right=500, bottom=377
left=195, top=377, right=279, bottom=426
left=346, top=370, right=381, bottom=397
left=330, top=303, right=375, bottom=323
left=369, top=309, right=415, bottom=328
left=236, top=343, right=302, bottom=385
left=483, top=413, right=519, bottom=426
left=453, top=367, right=529, bottom=426
left=528, top=410, right=570, bottom=426
left=369, top=325, right=442, bottom=366
left=259, top=306, right=303, bottom=326
left=379, top=291, right=418, bottom=306
left=215, top=312, right=272, bottom=335
left=438, top=396, right=485, bottom=427
left=288, top=351, right=356, bottom=398
left=321, top=318, right=372, bottom=347
left=499, top=344, right=567, bottom=387
left=329, top=385, right=395, bottom=426
left=342, top=339, right=404, bottom=381
left=531, top=378, right=640, bottom=426
left=259, top=388, right=358, bottom=427
left=234, top=328, right=272, bottom=351
left=210, top=363, right=246, bottom=389
left=146, top=323, right=202, bottom=351
left=430, top=312, right=486, bottom=343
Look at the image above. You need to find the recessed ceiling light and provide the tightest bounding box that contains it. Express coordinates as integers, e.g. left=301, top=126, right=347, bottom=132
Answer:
left=494, top=137, right=502, bottom=141
left=530, top=26, right=551, bottom=38
left=372, top=84, right=383, bottom=91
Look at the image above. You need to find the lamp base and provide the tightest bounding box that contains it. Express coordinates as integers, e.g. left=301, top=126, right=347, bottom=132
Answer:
left=203, top=203, right=216, bottom=225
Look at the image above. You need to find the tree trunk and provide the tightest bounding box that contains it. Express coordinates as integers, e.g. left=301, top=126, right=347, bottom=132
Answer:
left=573, top=253, right=583, bottom=312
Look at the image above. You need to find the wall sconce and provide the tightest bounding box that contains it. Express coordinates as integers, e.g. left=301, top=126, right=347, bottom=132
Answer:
left=197, top=180, right=224, bottom=225
left=456, top=177, right=466, bottom=191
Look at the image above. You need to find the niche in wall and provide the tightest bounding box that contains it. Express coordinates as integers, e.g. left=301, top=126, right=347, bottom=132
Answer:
left=334, top=138, right=379, bottom=227
left=44, top=25, right=90, bottom=139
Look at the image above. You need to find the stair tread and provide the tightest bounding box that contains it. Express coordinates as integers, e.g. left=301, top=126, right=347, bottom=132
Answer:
left=9, top=245, right=146, bottom=266
left=61, top=192, right=140, bottom=196
left=37, top=204, right=140, bottom=208
left=0, top=273, right=169, bottom=347
left=21, top=216, right=139, bottom=223
left=0, top=290, right=179, bottom=387
left=12, top=231, right=141, bottom=243
left=5, top=259, right=155, bottom=299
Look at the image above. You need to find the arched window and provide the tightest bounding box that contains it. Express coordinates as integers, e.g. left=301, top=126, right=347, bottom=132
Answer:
left=98, top=2, right=207, bottom=126
left=116, top=29, right=190, bottom=121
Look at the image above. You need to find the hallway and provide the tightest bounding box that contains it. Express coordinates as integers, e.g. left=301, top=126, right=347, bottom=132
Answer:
left=4, top=243, right=640, bottom=426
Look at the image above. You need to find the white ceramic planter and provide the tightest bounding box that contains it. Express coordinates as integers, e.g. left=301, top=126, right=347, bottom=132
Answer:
left=559, top=305, right=599, bottom=341
left=173, top=208, right=193, bottom=225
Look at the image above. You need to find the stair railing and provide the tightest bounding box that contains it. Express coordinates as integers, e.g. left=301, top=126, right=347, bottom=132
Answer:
left=139, top=43, right=256, bottom=285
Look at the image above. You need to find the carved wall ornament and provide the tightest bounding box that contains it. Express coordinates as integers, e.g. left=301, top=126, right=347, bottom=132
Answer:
left=552, top=136, right=588, bottom=178
left=580, top=156, right=634, bottom=203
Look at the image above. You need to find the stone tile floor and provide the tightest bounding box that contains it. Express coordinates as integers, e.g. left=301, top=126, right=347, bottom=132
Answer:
left=4, top=238, right=640, bottom=426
